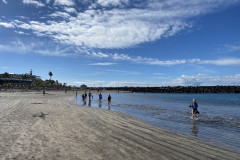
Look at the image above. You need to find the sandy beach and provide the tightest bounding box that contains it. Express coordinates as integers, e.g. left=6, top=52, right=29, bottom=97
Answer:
left=0, top=91, right=239, bottom=160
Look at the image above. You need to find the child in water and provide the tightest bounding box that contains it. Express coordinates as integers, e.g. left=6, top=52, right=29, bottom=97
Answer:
left=190, top=98, right=200, bottom=118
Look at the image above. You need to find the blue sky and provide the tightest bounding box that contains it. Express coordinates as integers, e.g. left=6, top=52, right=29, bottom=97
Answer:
left=0, top=0, right=240, bottom=87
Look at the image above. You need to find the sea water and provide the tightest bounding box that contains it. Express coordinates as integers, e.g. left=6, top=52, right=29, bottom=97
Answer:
left=77, top=92, right=240, bottom=153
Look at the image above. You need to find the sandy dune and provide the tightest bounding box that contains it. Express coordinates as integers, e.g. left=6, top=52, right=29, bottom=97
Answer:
left=0, top=91, right=239, bottom=160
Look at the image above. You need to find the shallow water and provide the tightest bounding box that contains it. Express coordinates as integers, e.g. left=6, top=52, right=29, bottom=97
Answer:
left=77, top=92, right=240, bottom=153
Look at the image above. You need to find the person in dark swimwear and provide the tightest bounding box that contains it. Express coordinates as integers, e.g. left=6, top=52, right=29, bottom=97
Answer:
left=108, top=94, right=111, bottom=110
left=99, top=93, right=102, bottom=100
left=88, top=92, right=92, bottom=101
left=108, top=94, right=111, bottom=102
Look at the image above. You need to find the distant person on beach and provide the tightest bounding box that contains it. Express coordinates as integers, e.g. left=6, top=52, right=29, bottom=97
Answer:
left=108, top=94, right=111, bottom=110
left=76, top=91, right=78, bottom=97
left=189, top=98, right=199, bottom=118
left=108, top=94, right=111, bottom=102
left=99, top=93, right=102, bottom=100
left=43, top=89, right=45, bottom=95
left=88, top=92, right=92, bottom=101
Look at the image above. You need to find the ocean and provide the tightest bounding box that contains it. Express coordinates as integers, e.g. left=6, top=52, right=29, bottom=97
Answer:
left=77, top=92, right=240, bottom=153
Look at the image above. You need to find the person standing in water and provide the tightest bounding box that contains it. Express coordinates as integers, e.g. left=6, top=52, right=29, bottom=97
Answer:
left=191, top=98, right=199, bottom=118
left=108, top=94, right=111, bottom=103
left=99, top=93, right=102, bottom=100
left=88, top=92, right=92, bottom=101
left=108, top=94, right=111, bottom=110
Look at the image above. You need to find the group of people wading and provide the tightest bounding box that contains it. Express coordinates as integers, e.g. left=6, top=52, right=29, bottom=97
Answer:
left=77, top=91, right=198, bottom=119
left=98, top=93, right=111, bottom=102
left=79, top=91, right=111, bottom=109
left=81, top=92, right=93, bottom=101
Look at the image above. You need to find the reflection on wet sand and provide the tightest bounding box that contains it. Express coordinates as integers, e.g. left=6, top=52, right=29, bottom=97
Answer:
left=88, top=100, right=91, bottom=107
left=108, top=101, right=111, bottom=110
left=99, top=100, right=102, bottom=108
left=191, top=120, right=199, bottom=137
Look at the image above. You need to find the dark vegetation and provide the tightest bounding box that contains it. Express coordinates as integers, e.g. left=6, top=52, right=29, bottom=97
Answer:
left=0, top=72, right=71, bottom=91
left=1, top=72, right=239, bottom=93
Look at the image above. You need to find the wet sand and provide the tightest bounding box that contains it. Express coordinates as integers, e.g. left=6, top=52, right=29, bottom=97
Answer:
left=0, top=91, right=239, bottom=160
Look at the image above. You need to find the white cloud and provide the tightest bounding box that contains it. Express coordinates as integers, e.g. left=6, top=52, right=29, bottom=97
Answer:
left=76, top=74, right=240, bottom=87
left=108, top=53, right=240, bottom=66
left=0, top=22, right=14, bottom=28
left=108, top=81, right=152, bottom=87
left=74, top=80, right=105, bottom=86
left=15, top=31, right=27, bottom=35
left=82, top=51, right=193, bottom=66
left=0, top=40, right=33, bottom=53
left=64, top=7, right=77, bottom=13
left=54, top=0, right=75, bottom=6
left=74, top=80, right=152, bottom=87
left=135, top=57, right=187, bottom=65
left=96, top=0, right=129, bottom=7
left=153, top=73, right=165, bottom=76
left=112, top=53, right=131, bottom=60
left=3, top=0, right=238, bottom=50
left=35, top=49, right=76, bottom=56
left=88, top=62, right=116, bottom=66
left=0, top=40, right=76, bottom=56
left=93, top=52, right=240, bottom=66
left=1, top=66, right=9, bottom=69
left=90, top=52, right=110, bottom=58
left=2, top=0, right=7, bottom=4
left=16, top=16, right=29, bottom=20
left=22, top=0, right=45, bottom=7
left=170, top=73, right=240, bottom=86
left=1, top=40, right=239, bottom=67
left=223, top=42, right=240, bottom=52
left=106, top=69, right=141, bottom=75
left=200, top=58, right=240, bottom=66
left=49, top=11, right=70, bottom=18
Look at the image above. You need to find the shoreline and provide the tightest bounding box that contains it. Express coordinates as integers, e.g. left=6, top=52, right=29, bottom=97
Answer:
left=76, top=92, right=240, bottom=154
left=0, top=91, right=239, bottom=159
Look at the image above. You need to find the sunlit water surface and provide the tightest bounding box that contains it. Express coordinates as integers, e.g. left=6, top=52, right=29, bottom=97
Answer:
left=77, top=92, right=240, bottom=153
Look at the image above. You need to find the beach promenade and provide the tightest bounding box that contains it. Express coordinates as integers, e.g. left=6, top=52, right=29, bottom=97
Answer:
left=0, top=91, right=239, bottom=160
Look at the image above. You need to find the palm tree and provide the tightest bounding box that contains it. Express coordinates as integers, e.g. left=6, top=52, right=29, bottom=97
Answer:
left=3, top=72, right=10, bottom=78
left=48, top=71, right=53, bottom=80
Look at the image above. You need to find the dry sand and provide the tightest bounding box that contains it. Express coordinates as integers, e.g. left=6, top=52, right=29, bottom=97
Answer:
left=0, top=91, right=239, bottom=160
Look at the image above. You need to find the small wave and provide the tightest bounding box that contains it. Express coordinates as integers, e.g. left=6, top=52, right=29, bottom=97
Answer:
left=77, top=93, right=240, bottom=153
left=112, top=102, right=240, bottom=129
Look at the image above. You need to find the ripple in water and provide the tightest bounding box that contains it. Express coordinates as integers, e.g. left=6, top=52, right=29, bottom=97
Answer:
left=77, top=92, right=240, bottom=153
